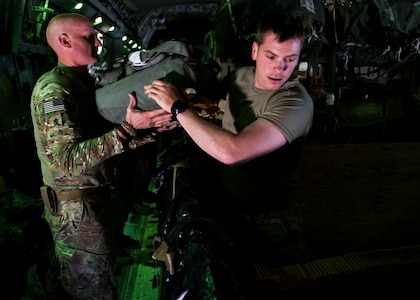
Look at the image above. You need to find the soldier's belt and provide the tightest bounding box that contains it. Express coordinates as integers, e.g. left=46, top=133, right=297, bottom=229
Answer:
left=54, top=186, right=109, bottom=201
left=41, top=185, right=110, bottom=216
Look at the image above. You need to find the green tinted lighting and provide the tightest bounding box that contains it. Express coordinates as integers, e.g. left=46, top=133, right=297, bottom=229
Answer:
left=74, top=3, right=84, bottom=10
left=93, top=16, right=103, bottom=26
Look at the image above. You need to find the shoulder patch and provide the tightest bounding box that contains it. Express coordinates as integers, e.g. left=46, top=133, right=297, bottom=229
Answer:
left=44, top=98, right=65, bottom=114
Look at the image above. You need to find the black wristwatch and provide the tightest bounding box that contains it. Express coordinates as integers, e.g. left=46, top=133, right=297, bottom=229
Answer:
left=170, top=99, right=189, bottom=119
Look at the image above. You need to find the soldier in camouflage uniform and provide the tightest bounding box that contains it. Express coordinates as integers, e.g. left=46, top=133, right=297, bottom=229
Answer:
left=30, top=13, right=175, bottom=299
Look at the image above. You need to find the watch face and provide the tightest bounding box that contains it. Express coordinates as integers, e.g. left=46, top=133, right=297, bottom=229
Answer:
left=171, top=99, right=189, bottom=117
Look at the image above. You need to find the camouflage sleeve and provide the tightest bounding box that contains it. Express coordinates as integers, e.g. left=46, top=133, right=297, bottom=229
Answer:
left=31, top=81, right=125, bottom=180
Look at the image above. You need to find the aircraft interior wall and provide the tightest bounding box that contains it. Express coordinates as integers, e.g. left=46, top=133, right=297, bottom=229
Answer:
left=0, top=1, right=420, bottom=299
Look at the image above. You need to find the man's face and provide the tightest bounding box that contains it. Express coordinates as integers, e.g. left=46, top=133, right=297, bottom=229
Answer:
left=67, top=19, right=102, bottom=66
left=251, top=31, right=302, bottom=90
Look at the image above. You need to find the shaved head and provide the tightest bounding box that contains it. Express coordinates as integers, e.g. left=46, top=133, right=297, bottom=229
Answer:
left=46, top=13, right=90, bottom=51
left=45, top=13, right=101, bottom=66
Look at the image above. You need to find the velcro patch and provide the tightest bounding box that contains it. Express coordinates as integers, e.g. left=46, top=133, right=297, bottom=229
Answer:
left=44, top=98, right=65, bottom=114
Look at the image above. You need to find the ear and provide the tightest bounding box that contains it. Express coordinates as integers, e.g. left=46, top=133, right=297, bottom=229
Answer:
left=59, top=34, right=71, bottom=48
left=251, top=41, right=258, bottom=61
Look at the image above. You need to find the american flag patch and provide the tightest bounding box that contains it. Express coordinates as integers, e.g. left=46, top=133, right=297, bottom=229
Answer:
left=44, top=98, right=65, bottom=114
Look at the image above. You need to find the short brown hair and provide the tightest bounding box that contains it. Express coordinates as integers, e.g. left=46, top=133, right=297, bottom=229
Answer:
left=255, top=14, right=304, bottom=45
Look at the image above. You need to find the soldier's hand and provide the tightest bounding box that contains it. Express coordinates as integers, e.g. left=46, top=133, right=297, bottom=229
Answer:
left=144, top=80, right=181, bottom=113
left=125, top=92, right=173, bottom=129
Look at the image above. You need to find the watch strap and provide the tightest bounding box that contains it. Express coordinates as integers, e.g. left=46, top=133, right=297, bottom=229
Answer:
left=170, top=99, right=189, bottom=119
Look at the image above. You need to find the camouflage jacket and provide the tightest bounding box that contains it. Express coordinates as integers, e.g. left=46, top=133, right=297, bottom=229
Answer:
left=31, top=63, right=125, bottom=189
